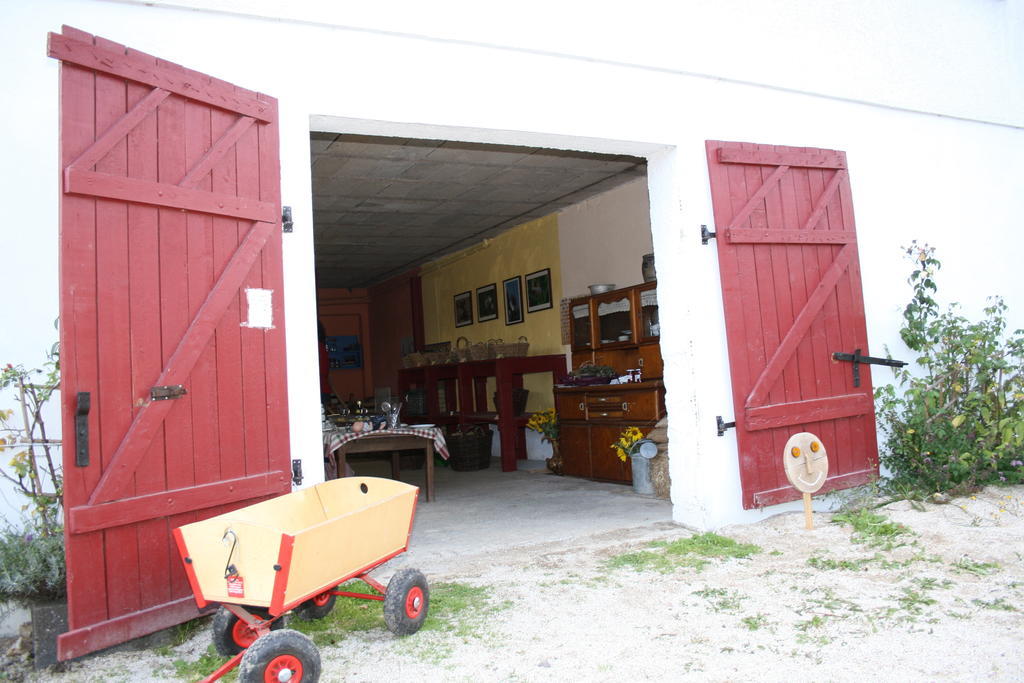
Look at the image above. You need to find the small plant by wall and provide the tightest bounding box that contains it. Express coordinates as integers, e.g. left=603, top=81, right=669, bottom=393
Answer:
left=0, top=346, right=65, bottom=603
left=875, top=243, right=1024, bottom=496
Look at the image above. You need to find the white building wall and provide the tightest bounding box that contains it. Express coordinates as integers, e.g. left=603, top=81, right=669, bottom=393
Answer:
left=0, top=0, right=1021, bottom=528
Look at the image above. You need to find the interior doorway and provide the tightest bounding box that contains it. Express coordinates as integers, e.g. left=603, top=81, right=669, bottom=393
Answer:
left=308, top=131, right=667, bottom=488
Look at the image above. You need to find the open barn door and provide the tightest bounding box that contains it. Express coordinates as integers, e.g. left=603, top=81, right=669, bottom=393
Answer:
left=705, top=141, right=879, bottom=509
left=50, top=27, right=290, bottom=659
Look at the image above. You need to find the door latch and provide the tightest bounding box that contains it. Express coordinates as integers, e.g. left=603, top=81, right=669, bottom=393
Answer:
left=150, top=384, right=187, bottom=401
left=291, top=459, right=303, bottom=486
left=716, top=415, right=736, bottom=437
left=832, top=349, right=908, bottom=387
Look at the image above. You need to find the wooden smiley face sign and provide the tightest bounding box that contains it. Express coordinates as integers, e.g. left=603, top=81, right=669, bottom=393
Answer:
left=783, top=432, right=828, bottom=494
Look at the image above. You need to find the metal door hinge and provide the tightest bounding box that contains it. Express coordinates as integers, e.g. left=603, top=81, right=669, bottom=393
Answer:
left=150, top=384, right=187, bottom=401
left=701, top=225, right=717, bottom=245
left=291, top=459, right=303, bottom=486
left=716, top=415, right=736, bottom=437
left=282, top=205, right=293, bottom=233
left=832, top=349, right=907, bottom=387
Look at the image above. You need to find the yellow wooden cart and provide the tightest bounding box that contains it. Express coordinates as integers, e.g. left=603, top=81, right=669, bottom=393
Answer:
left=173, top=477, right=429, bottom=682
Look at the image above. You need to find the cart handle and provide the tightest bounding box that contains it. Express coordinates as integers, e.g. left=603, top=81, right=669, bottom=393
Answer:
left=222, top=529, right=240, bottom=578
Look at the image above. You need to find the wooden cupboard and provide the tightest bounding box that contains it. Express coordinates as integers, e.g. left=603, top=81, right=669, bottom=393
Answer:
left=554, top=380, right=666, bottom=483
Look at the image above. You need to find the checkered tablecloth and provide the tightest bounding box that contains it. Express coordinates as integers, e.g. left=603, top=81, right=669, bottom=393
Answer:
left=323, top=426, right=449, bottom=459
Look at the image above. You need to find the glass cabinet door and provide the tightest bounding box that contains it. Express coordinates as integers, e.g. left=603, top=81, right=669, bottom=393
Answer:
left=570, top=300, right=593, bottom=349
left=638, top=283, right=660, bottom=342
left=595, top=292, right=633, bottom=347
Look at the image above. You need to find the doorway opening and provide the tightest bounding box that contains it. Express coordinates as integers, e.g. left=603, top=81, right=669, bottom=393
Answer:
left=310, top=131, right=668, bottom=494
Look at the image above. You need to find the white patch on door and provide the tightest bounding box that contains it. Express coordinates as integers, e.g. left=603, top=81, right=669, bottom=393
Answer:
left=241, top=288, right=274, bottom=329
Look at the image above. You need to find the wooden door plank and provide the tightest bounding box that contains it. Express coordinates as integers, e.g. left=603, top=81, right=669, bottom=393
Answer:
left=718, top=146, right=847, bottom=169
left=48, top=32, right=274, bottom=122
left=93, top=34, right=143, bottom=622
left=210, top=107, right=247, bottom=483
left=745, top=393, right=873, bottom=430
left=236, top=119, right=271, bottom=478
left=179, top=114, right=254, bottom=188
left=65, top=169, right=278, bottom=223
left=258, top=106, right=289, bottom=472
left=723, top=229, right=855, bottom=244
left=60, top=28, right=109, bottom=632
left=68, top=471, right=290, bottom=533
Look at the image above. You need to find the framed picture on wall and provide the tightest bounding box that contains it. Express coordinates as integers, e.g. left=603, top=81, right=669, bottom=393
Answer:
left=503, top=276, right=524, bottom=325
left=476, top=283, right=498, bottom=322
left=525, top=268, right=553, bottom=313
left=454, top=291, right=473, bottom=327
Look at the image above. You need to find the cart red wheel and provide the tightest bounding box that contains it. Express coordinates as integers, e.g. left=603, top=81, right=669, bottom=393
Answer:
left=238, top=629, right=320, bottom=683
left=212, top=606, right=284, bottom=656
left=293, top=588, right=338, bottom=621
left=383, top=568, right=429, bottom=635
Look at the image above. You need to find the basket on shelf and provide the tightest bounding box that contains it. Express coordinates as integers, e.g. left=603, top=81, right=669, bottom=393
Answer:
left=423, top=350, right=454, bottom=365
left=401, top=352, right=427, bottom=368
left=447, top=425, right=493, bottom=471
left=468, top=341, right=491, bottom=361
left=493, top=336, right=529, bottom=358
left=454, top=336, right=473, bottom=363
left=493, top=388, right=529, bottom=415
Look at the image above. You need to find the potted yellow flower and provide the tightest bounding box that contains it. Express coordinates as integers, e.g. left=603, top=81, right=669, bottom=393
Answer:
left=525, top=409, right=563, bottom=475
left=611, top=426, right=658, bottom=495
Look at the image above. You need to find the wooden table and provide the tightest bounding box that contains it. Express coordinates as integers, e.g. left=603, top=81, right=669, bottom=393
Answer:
left=323, top=427, right=449, bottom=502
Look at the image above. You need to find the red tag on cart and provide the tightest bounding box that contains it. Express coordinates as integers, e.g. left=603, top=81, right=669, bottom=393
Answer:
left=226, top=576, right=245, bottom=598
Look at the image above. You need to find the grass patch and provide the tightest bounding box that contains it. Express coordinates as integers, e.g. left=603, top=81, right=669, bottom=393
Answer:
left=741, top=613, right=769, bottom=631
left=832, top=509, right=914, bottom=550
left=172, top=645, right=235, bottom=682
left=606, top=533, right=761, bottom=573
left=952, top=557, right=1000, bottom=576
left=289, top=580, right=386, bottom=647
left=692, top=586, right=745, bottom=612
left=971, top=597, right=1017, bottom=612
left=807, top=552, right=876, bottom=572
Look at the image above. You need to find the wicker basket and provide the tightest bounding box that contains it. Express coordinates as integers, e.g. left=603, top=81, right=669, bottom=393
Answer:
left=401, top=352, right=426, bottom=368
left=493, top=336, right=529, bottom=358
left=468, top=341, right=491, bottom=361
left=423, top=350, right=453, bottom=365
left=447, top=425, right=493, bottom=471
left=493, top=388, right=529, bottom=415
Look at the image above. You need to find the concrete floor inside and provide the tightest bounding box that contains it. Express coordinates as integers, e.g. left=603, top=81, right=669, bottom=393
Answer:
left=346, top=455, right=675, bottom=576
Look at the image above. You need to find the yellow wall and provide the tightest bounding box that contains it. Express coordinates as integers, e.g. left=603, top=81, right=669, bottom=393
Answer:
left=420, top=214, right=564, bottom=410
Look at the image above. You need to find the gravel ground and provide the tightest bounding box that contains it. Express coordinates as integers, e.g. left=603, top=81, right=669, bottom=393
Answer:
left=22, top=484, right=1024, bottom=682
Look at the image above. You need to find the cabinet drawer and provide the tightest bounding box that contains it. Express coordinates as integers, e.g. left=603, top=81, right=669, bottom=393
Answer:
left=555, top=392, right=587, bottom=421
left=622, top=391, right=661, bottom=421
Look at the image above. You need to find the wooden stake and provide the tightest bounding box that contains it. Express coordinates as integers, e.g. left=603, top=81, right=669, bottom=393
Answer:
left=803, top=492, right=814, bottom=530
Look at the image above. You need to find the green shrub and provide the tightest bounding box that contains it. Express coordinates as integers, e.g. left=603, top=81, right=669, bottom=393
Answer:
left=0, top=524, right=66, bottom=601
left=875, top=243, right=1024, bottom=495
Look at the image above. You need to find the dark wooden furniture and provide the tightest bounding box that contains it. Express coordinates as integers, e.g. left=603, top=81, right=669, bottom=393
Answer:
left=559, top=282, right=665, bottom=484
left=398, top=354, right=568, bottom=471
left=554, top=380, right=666, bottom=483
left=324, top=431, right=438, bottom=502
left=569, top=281, right=662, bottom=380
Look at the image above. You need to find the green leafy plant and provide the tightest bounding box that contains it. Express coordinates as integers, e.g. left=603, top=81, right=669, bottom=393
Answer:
left=0, top=346, right=62, bottom=536
left=0, top=525, right=66, bottom=601
left=875, top=243, right=1024, bottom=495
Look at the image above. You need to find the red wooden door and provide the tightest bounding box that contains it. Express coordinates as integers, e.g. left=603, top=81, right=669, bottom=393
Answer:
left=706, top=140, right=878, bottom=509
left=50, top=27, right=290, bottom=659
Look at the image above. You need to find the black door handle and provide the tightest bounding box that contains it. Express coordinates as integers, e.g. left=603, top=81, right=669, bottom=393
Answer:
left=75, top=391, right=90, bottom=467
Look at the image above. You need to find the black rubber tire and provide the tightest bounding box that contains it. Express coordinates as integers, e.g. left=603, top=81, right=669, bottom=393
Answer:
left=238, top=629, right=321, bottom=683
left=211, top=606, right=284, bottom=657
left=383, top=568, right=429, bottom=636
left=293, top=589, right=337, bottom=621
